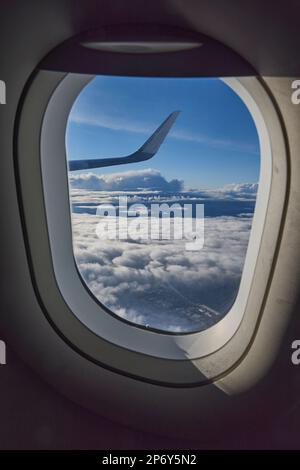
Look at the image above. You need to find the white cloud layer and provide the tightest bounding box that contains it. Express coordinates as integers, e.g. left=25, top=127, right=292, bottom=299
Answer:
left=198, top=182, right=258, bottom=200
left=69, top=169, right=258, bottom=200
left=69, top=168, right=183, bottom=192
left=70, top=186, right=254, bottom=332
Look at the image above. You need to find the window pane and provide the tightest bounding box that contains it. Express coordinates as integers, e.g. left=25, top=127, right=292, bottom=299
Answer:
left=66, top=76, right=260, bottom=333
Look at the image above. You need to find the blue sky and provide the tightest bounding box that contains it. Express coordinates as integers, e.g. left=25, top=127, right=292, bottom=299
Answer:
left=66, top=76, right=260, bottom=189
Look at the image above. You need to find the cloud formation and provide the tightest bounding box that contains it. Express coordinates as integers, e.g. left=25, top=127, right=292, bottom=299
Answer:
left=69, top=170, right=258, bottom=201
left=69, top=168, right=183, bottom=192
left=70, top=187, right=254, bottom=332
left=196, top=182, right=258, bottom=201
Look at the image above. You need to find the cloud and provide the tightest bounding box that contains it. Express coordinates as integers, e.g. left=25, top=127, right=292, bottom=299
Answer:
left=69, top=168, right=183, bottom=192
left=69, top=170, right=258, bottom=202
left=70, top=110, right=150, bottom=135
left=195, top=182, right=258, bottom=201
left=70, top=190, right=254, bottom=332
left=69, top=110, right=259, bottom=155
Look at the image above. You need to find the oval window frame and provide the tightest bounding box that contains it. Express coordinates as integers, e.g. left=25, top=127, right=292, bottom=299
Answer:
left=15, top=69, right=287, bottom=385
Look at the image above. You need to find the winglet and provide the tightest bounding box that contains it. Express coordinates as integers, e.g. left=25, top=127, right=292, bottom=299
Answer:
left=68, top=111, right=180, bottom=171
left=138, top=110, right=180, bottom=155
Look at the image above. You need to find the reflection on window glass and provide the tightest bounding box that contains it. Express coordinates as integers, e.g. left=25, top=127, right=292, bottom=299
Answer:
left=65, top=76, right=260, bottom=333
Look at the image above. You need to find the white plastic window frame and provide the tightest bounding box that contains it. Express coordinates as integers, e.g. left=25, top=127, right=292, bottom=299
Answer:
left=38, top=73, right=276, bottom=361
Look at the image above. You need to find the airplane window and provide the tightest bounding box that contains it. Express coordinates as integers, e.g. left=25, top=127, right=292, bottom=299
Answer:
left=65, top=76, right=260, bottom=333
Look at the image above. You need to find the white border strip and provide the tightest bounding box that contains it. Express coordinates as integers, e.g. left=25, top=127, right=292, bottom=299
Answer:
left=41, top=74, right=272, bottom=360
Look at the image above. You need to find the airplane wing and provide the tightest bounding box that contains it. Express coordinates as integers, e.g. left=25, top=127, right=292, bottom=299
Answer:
left=68, top=110, right=180, bottom=171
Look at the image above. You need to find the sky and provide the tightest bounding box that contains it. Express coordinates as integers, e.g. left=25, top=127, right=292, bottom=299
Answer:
left=66, top=76, right=260, bottom=190
left=65, top=75, right=260, bottom=332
